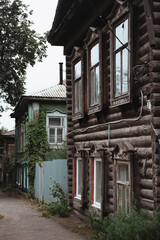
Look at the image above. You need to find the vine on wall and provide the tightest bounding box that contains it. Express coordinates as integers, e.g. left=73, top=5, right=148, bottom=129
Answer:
left=25, top=106, right=49, bottom=187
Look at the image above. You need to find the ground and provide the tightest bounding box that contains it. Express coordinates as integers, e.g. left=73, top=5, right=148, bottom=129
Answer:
left=0, top=190, right=93, bottom=240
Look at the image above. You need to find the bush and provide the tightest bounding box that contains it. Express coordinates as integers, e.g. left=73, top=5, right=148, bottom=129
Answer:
left=48, top=202, right=69, bottom=217
left=87, top=207, right=160, bottom=240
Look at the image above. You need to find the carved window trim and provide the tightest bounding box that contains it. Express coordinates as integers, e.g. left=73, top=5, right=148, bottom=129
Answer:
left=71, top=47, right=84, bottom=121
left=109, top=3, right=132, bottom=107
left=86, top=27, right=103, bottom=115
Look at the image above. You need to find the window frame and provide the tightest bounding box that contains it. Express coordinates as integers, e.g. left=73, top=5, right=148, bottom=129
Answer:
left=71, top=47, right=84, bottom=121
left=46, top=110, right=66, bottom=147
left=91, top=158, right=102, bottom=209
left=74, top=157, right=83, bottom=200
left=116, top=160, right=131, bottom=213
left=110, top=7, right=132, bottom=107
left=86, top=28, right=103, bottom=115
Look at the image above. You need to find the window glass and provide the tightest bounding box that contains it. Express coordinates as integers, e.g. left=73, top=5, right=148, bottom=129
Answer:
left=49, top=118, right=61, bottom=126
left=75, top=60, right=81, bottom=79
left=91, top=43, right=99, bottom=67
left=115, top=19, right=128, bottom=50
left=57, top=128, right=63, bottom=143
left=115, top=52, right=121, bottom=96
left=118, top=163, right=129, bottom=182
left=49, top=128, right=55, bottom=143
left=122, top=48, right=128, bottom=93
left=95, top=160, right=101, bottom=203
left=76, top=158, right=82, bottom=198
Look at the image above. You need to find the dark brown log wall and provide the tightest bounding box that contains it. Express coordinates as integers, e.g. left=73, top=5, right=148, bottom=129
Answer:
left=65, top=0, right=160, bottom=212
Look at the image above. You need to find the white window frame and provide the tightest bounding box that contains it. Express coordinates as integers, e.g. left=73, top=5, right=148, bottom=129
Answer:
left=93, top=158, right=102, bottom=209
left=75, top=158, right=82, bottom=200
left=46, top=110, right=66, bottom=147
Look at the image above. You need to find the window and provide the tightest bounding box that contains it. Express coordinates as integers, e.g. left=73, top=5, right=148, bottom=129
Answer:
left=71, top=47, right=84, bottom=120
left=91, top=158, right=102, bottom=208
left=46, top=110, right=66, bottom=146
left=48, top=117, right=64, bottom=144
left=73, top=60, right=82, bottom=114
left=86, top=27, right=102, bottom=115
left=110, top=5, right=131, bottom=107
left=114, top=19, right=129, bottom=97
left=75, top=158, right=83, bottom=199
left=116, top=162, right=130, bottom=213
left=90, top=43, right=100, bottom=106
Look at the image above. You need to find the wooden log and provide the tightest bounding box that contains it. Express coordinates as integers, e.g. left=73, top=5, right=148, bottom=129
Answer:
left=139, top=167, right=153, bottom=178
left=140, top=189, right=154, bottom=200
left=153, top=2, right=160, bottom=11
left=138, top=42, right=150, bottom=57
left=141, top=198, right=154, bottom=210
left=153, top=12, right=160, bottom=24
left=149, top=49, right=160, bottom=60
left=140, top=179, right=153, bottom=189
left=139, top=32, right=149, bottom=47
left=150, top=60, right=160, bottom=72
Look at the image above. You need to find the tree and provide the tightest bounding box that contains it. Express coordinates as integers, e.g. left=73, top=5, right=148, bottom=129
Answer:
left=0, top=0, right=47, bottom=107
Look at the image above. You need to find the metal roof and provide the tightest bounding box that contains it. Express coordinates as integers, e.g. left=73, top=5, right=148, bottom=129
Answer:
left=23, top=84, right=66, bottom=99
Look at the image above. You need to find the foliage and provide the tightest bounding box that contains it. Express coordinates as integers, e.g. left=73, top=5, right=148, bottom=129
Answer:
left=0, top=126, right=8, bottom=134
left=41, top=177, right=69, bottom=218
left=25, top=106, right=49, bottom=187
left=87, top=207, right=160, bottom=240
left=48, top=140, right=67, bottom=160
left=1, top=184, right=15, bottom=193
left=26, top=186, right=34, bottom=199
left=0, top=0, right=47, bottom=106
left=0, top=214, right=4, bottom=219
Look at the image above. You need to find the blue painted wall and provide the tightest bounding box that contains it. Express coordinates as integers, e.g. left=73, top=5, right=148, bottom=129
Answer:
left=34, top=159, right=67, bottom=203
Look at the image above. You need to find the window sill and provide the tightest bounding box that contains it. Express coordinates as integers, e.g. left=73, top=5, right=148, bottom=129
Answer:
left=92, top=203, right=101, bottom=209
left=88, top=104, right=101, bottom=115
left=111, top=94, right=131, bottom=107
left=74, top=196, right=81, bottom=201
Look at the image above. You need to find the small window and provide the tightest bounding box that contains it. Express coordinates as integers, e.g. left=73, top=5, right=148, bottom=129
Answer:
left=46, top=110, right=66, bottom=147
left=91, top=158, right=102, bottom=208
left=90, top=43, right=100, bottom=106
left=73, top=60, right=82, bottom=114
left=117, top=162, right=130, bottom=213
left=114, top=19, right=129, bottom=97
left=110, top=9, right=131, bottom=107
left=48, top=117, right=64, bottom=144
left=75, top=158, right=83, bottom=199
left=86, top=27, right=102, bottom=115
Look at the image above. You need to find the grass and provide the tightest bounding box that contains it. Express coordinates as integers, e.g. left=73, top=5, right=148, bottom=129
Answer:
left=0, top=214, right=4, bottom=219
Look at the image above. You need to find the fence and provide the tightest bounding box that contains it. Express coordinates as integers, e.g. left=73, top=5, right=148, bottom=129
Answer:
left=34, top=159, right=67, bottom=203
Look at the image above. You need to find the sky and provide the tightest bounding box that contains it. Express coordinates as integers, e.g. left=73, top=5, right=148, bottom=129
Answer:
left=0, top=0, right=65, bottom=131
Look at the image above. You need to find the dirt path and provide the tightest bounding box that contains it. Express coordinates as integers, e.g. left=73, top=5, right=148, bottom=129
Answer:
left=0, top=191, right=89, bottom=240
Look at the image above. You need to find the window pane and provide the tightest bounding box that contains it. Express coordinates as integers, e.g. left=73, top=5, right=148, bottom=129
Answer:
left=75, top=60, right=81, bottom=79
left=95, top=66, right=100, bottom=104
left=115, top=52, right=121, bottom=96
left=91, top=43, right=99, bottom=67
left=49, top=118, right=61, bottom=126
left=74, top=80, right=82, bottom=113
left=118, top=164, right=129, bottom=182
left=77, top=159, right=82, bottom=196
left=122, top=48, right=128, bottom=93
left=116, top=19, right=128, bottom=50
left=57, top=128, right=63, bottom=143
left=90, top=69, right=95, bottom=105
left=49, top=128, right=55, bottom=143
left=95, top=160, right=101, bottom=203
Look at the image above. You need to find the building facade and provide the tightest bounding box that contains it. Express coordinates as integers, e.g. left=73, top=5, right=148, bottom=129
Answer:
left=49, top=0, right=160, bottom=215
left=11, top=83, right=66, bottom=191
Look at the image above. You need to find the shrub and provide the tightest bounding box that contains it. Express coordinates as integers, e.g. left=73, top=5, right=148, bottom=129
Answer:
left=87, top=207, right=160, bottom=240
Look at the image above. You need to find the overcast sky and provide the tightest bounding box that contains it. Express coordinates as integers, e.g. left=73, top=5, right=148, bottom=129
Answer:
left=0, top=0, right=65, bottom=131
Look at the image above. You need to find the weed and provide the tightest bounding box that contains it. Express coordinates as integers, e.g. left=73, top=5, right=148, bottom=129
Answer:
left=0, top=214, right=4, bottom=219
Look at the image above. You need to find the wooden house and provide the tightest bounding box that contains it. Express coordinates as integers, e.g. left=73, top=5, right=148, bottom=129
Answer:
left=48, top=0, right=160, bottom=215
left=0, top=130, right=15, bottom=186
left=11, top=82, right=66, bottom=191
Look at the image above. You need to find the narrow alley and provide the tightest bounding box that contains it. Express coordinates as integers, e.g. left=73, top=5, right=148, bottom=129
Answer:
left=0, top=191, right=89, bottom=240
